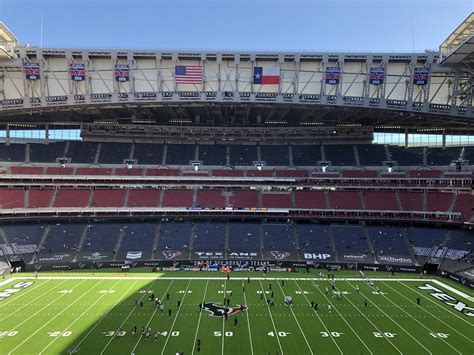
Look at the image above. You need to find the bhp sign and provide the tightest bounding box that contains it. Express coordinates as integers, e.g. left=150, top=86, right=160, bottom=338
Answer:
left=304, top=253, right=331, bottom=260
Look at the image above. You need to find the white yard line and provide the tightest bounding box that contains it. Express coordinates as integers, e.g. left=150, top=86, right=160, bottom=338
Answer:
left=276, top=281, right=313, bottom=355
left=191, top=279, right=209, bottom=355
left=39, top=279, right=123, bottom=354
left=345, top=281, right=435, bottom=355
left=432, top=279, right=474, bottom=302
left=0, top=277, right=16, bottom=287
left=370, top=282, right=463, bottom=354
left=8, top=279, right=100, bottom=355
left=2, top=279, right=64, bottom=320
left=295, top=280, right=344, bottom=355
left=99, top=279, right=159, bottom=354
left=384, top=281, right=473, bottom=343
left=259, top=280, right=284, bottom=355
left=319, top=280, right=402, bottom=355
left=397, top=281, right=473, bottom=326
left=310, top=280, right=374, bottom=355
left=0, top=279, right=52, bottom=308
left=242, top=280, right=254, bottom=355
left=72, top=280, right=140, bottom=349
left=221, top=279, right=227, bottom=355
left=5, top=279, right=80, bottom=333
left=161, top=280, right=192, bottom=355
left=129, top=280, right=175, bottom=354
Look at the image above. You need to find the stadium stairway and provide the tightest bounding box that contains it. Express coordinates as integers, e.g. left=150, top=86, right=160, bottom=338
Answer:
left=151, top=224, right=162, bottom=259
left=31, top=225, right=52, bottom=264
left=328, top=225, right=339, bottom=262
left=448, top=193, right=458, bottom=213
left=224, top=223, right=230, bottom=255
left=402, top=229, right=418, bottom=265
left=112, top=226, right=126, bottom=261
left=72, top=225, right=90, bottom=262
left=189, top=224, right=197, bottom=253
left=23, top=189, right=28, bottom=209
left=422, top=192, right=427, bottom=211
left=258, top=223, right=264, bottom=259
left=395, top=191, right=403, bottom=211
left=364, top=226, right=377, bottom=263
left=93, top=143, right=102, bottom=164
left=354, top=145, right=361, bottom=167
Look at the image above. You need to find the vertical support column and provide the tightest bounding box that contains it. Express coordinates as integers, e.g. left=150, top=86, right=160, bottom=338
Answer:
left=234, top=54, right=240, bottom=99
left=216, top=53, right=222, bottom=99
left=156, top=52, right=162, bottom=97
left=404, top=129, right=409, bottom=148
left=336, top=54, right=344, bottom=105
left=111, top=51, right=118, bottom=101
left=128, top=52, right=135, bottom=99
left=320, top=54, right=328, bottom=104
left=5, top=125, right=10, bottom=145
left=293, top=54, right=300, bottom=101
left=83, top=51, right=91, bottom=104
left=45, top=124, right=49, bottom=144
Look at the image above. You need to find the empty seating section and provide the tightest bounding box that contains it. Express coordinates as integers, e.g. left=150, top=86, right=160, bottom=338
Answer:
left=324, top=145, right=356, bottom=166
left=0, top=143, right=25, bottom=162
left=196, top=190, right=226, bottom=208
left=426, top=192, right=453, bottom=212
left=212, top=169, right=244, bottom=177
left=119, top=223, right=156, bottom=252
left=99, top=143, right=131, bottom=164
left=115, top=168, right=143, bottom=176
left=357, top=144, right=387, bottom=166
left=453, top=193, right=473, bottom=220
left=328, top=191, right=361, bottom=209
left=229, top=190, right=259, bottom=208
left=146, top=168, right=180, bottom=176
left=29, top=142, right=66, bottom=163
left=407, top=227, right=447, bottom=257
left=193, top=222, right=225, bottom=250
left=28, top=189, right=54, bottom=208
left=76, top=167, right=112, bottom=175
left=91, top=189, right=125, bottom=207
left=67, top=142, right=98, bottom=164
left=409, top=170, right=442, bottom=178
left=162, top=189, right=193, bottom=207
left=127, top=190, right=161, bottom=207
left=82, top=223, right=121, bottom=252
left=46, top=167, right=74, bottom=175
left=295, top=191, right=326, bottom=209
left=158, top=222, right=192, bottom=250
left=198, top=145, right=227, bottom=166
left=464, top=146, right=474, bottom=164
left=166, top=144, right=195, bottom=165
left=426, top=147, right=460, bottom=166
left=133, top=144, right=164, bottom=165
left=399, top=191, right=423, bottom=211
left=291, top=145, right=321, bottom=166
left=54, top=189, right=90, bottom=207
left=2, top=224, right=45, bottom=254
left=10, top=166, right=43, bottom=174
left=228, top=222, right=260, bottom=251
left=388, top=146, right=424, bottom=166
left=368, top=226, right=410, bottom=256
left=364, top=191, right=399, bottom=210
left=444, top=230, right=472, bottom=260
left=342, top=170, right=378, bottom=178
left=332, top=225, right=370, bottom=254
left=297, top=224, right=332, bottom=253
left=0, top=188, right=24, bottom=208
left=276, top=169, right=308, bottom=177
left=229, top=145, right=257, bottom=166
left=261, top=193, right=292, bottom=208
left=246, top=169, right=273, bottom=177
left=41, top=223, right=85, bottom=253
left=263, top=223, right=296, bottom=250
left=260, top=145, right=289, bottom=166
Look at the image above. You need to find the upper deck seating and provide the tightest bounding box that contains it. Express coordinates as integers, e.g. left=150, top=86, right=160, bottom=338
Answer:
left=426, top=147, right=461, bottom=166
left=357, top=144, right=387, bottom=166
left=30, top=142, right=67, bottom=163
left=324, top=145, right=356, bottom=166
left=66, top=142, right=98, bottom=164
left=198, top=145, right=227, bottom=166
left=260, top=145, right=290, bottom=166
left=0, top=143, right=25, bottom=162
left=387, top=146, right=424, bottom=166
left=291, top=145, right=321, bottom=166
left=165, top=144, right=195, bottom=165
left=99, top=143, right=131, bottom=164
left=229, top=145, right=257, bottom=166
left=133, top=144, right=164, bottom=165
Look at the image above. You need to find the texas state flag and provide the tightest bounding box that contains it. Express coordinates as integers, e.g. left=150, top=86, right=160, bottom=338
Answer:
left=254, top=67, right=280, bottom=85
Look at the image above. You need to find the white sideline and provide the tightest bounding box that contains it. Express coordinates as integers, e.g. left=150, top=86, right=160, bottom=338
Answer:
left=0, top=278, right=15, bottom=287
left=6, top=276, right=474, bottom=301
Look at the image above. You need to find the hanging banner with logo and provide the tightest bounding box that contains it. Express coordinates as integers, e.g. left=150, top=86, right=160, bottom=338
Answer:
left=69, top=63, right=86, bottom=81
left=413, top=67, right=430, bottom=86
left=24, top=63, right=40, bottom=80
left=114, top=64, right=129, bottom=82
left=325, top=67, right=341, bottom=85
left=369, top=67, right=384, bottom=85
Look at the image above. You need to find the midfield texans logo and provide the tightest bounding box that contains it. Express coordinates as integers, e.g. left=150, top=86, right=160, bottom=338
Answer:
left=203, top=303, right=248, bottom=317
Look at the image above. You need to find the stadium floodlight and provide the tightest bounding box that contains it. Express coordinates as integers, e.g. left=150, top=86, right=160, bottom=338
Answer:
left=191, top=161, right=201, bottom=171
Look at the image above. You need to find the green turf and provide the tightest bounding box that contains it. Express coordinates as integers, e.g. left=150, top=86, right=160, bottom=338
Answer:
left=0, top=270, right=472, bottom=354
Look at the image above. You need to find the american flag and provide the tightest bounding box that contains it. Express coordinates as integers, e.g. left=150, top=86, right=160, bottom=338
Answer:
left=175, top=65, right=203, bottom=84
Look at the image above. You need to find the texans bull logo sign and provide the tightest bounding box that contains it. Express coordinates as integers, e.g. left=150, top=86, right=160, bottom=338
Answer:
left=203, top=303, right=248, bottom=317
left=162, top=250, right=182, bottom=259
left=271, top=251, right=290, bottom=260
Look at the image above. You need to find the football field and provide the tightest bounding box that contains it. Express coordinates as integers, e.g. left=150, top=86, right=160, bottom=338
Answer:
left=0, top=270, right=473, bottom=354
